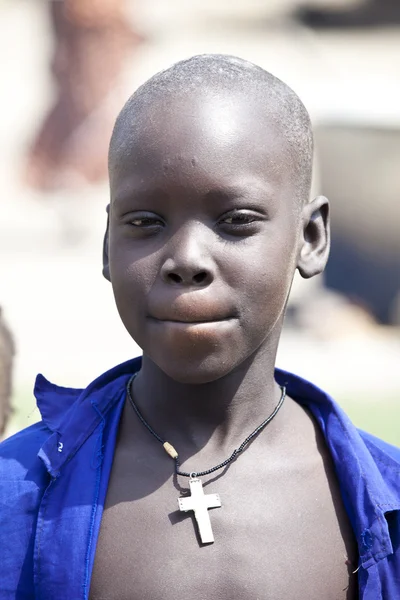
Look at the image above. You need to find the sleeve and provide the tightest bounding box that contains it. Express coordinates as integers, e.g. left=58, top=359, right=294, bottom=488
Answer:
left=0, top=423, right=51, bottom=599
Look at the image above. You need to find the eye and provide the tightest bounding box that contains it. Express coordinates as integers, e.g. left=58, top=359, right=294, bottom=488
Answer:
left=131, top=217, right=161, bottom=227
left=218, top=208, right=266, bottom=237
left=128, top=213, right=164, bottom=230
left=218, top=210, right=264, bottom=235
left=222, top=212, right=257, bottom=225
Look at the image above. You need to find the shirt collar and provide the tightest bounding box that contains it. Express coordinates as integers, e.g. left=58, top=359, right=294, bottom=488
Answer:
left=35, top=358, right=141, bottom=478
left=35, top=358, right=400, bottom=567
left=275, top=368, right=400, bottom=568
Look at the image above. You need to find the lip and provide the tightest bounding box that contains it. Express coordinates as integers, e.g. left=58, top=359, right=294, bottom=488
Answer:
left=147, top=295, right=237, bottom=324
left=148, top=316, right=236, bottom=325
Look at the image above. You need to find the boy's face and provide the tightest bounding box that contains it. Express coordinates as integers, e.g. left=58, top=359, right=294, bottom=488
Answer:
left=106, top=92, right=325, bottom=384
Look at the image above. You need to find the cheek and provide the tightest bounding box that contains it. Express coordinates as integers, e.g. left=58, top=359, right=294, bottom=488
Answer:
left=230, top=234, right=297, bottom=325
left=109, top=240, right=156, bottom=325
left=110, top=229, right=156, bottom=286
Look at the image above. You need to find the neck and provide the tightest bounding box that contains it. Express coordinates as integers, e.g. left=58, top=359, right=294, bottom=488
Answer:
left=131, top=335, right=285, bottom=455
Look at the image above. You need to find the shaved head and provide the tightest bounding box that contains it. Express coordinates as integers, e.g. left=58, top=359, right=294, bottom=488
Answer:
left=109, top=54, right=314, bottom=205
left=105, top=55, right=330, bottom=385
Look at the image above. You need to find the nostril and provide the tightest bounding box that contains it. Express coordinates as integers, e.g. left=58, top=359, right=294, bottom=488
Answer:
left=163, top=269, right=211, bottom=286
left=193, top=271, right=208, bottom=284
left=168, top=273, right=182, bottom=284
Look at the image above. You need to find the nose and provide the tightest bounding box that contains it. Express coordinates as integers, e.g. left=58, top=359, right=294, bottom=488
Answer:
left=160, top=228, right=215, bottom=288
left=161, top=260, right=213, bottom=287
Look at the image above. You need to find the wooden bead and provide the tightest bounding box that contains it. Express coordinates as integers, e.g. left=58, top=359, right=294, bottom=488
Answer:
left=163, top=441, right=178, bottom=459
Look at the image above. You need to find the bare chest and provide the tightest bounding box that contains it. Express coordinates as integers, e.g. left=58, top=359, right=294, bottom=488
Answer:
left=90, top=441, right=358, bottom=600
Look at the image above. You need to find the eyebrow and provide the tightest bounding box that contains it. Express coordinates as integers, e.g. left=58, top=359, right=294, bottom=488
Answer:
left=203, top=182, right=275, bottom=206
left=203, top=188, right=243, bottom=202
left=112, top=188, right=169, bottom=207
left=112, top=180, right=274, bottom=209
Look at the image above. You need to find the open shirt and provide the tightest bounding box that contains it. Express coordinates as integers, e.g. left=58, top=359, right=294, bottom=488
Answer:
left=1, top=357, right=399, bottom=599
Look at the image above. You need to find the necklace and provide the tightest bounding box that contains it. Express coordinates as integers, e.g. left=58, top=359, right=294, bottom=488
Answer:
left=126, top=374, right=286, bottom=544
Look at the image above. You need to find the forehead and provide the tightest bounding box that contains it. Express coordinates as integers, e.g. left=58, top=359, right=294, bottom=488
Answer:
left=110, top=92, right=293, bottom=201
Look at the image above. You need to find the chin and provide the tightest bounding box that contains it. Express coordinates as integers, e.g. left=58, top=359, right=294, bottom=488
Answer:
left=150, top=351, right=238, bottom=385
left=138, top=319, right=245, bottom=384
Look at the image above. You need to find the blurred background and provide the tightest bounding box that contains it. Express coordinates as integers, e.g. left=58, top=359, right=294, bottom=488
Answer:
left=0, top=0, right=399, bottom=442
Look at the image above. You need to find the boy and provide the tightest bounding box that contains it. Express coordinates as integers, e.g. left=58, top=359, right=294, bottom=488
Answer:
left=1, top=55, right=399, bottom=600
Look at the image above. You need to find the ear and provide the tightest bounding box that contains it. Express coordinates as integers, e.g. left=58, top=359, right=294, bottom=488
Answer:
left=102, top=204, right=111, bottom=282
left=297, top=195, right=330, bottom=279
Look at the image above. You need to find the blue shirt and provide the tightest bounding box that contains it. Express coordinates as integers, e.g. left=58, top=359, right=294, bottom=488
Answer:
left=1, top=357, right=399, bottom=599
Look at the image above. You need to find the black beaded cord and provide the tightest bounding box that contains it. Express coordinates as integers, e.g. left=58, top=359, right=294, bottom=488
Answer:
left=126, top=374, right=286, bottom=479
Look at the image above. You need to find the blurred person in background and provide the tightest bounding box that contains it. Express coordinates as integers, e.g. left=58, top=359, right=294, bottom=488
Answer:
left=24, top=0, right=142, bottom=192
left=0, top=309, right=14, bottom=439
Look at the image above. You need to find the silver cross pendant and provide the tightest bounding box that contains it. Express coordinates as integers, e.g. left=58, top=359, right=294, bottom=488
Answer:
left=178, top=477, right=222, bottom=544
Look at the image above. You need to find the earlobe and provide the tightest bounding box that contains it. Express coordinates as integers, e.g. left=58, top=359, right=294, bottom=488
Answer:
left=102, top=204, right=111, bottom=282
left=297, top=195, right=330, bottom=279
